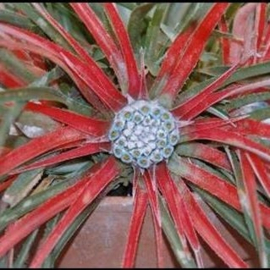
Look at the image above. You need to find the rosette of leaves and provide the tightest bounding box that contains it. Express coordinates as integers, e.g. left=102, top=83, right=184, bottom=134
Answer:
left=0, top=3, right=270, bottom=268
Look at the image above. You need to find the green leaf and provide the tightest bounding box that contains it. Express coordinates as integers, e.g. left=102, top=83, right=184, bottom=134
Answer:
left=117, top=3, right=138, bottom=10
left=45, top=3, right=91, bottom=46
left=41, top=214, right=61, bottom=268
left=144, top=4, right=168, bottom=76
left=178, top=61, right=270, bottom=105
left=29, top=66, right=65, bottom=87
left=14, top=229, right=39, bottom=268
left=198, top=65, right=229, bottom=77
left=45, top=160, right=92, bottom=176
left=2, top=136, right=29, bottom=155
left=159, top=195, right=197, bottom=268
left=0, top=102, right=25, bottom=147
left=15, top=111, right=59, bottom=139
left=249, top=108, right=270, bottom=121
left=170, top=153, right=232, bottom=185
left=163, top=3, right=192, bottom=28
left=223, top=62, right=270, bottom=87
left=193, top=185, right=270, bottom=255
left=0, top=256, right=7, bottom=268
left=221, top=92, right=270, bottom=112
left=157, top=3, right=205, bottom=62
left=0, top=161, right=93, bottom=232
left=192, top=185, right=252, bottom=242
left=0, top=49, right=37, bottom=83
left=115, top=4, right=132, bottom=27
left=0, top=180, right=67, bottom=232
left=3, top=169, right=43, bottom=207
left=206, top=106, right=230, bottom=120
left=13, top=3, right=74, bottom=53
left=56, top=82, right=95, bottom=116
left=0, top=9, right=35, bottom=30
left=127, top=3, right=155, bottom=53
left=225, top=3, right=243, bottom=22
left=0, top=87, right=67, bottom=105
left=225, top=148, right=257, bottom=245
left=192, top=158, right=232, bottom=184
left=226, top=62, right=270, bottom=86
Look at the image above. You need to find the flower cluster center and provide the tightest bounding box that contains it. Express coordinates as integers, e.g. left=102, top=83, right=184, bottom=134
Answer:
left=108, top=100, right=179, bottom=168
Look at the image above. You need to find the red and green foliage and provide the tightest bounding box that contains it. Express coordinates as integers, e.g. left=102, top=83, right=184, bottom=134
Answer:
left=0, top=3, right=270, bottom=268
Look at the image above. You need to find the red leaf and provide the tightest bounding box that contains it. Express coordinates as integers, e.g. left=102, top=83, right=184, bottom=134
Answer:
left=171, top=63, right=239, bottom=119
left=31, top=2, right=117, bottom=109
left=261, top=23, right=270, bottom=61
left=173, top=156, right=240, bottom=209
left=247, top=153, right=270, bottom=198
left=26, top=102, right=111, bottom=137
left=0, top=161, right=105, bottom=257
left=0, top=63, right=26, bottom=88
left=170, top=155, right=270, bottom=229
left=227, top=86, right=270, bottom=100
left=143, top=169, right=164, bottom=267
left=226, top=118, right=270, bottom=139
left=156, top=162, right=186, bottom=240
left=28, top=6, right=129, bottom=113
left=47, top=139, right=84, bottom=152
left=229, top=3, right=258, bottom=64
left=0, top=126, right=86, bottom=177
left=11, top=48, right=46, bottom=72
left=0, top=146, right=11, bottom=157
left=159, top=3, right=229, bottom=104
left=238, top=150, right=266, bottom=267
left=260, top=204, right=270, bottom=228
left=122, top=183, right=148, bottom=268
left=180, top=116, right=245, bottom=135
left=13, top=142, right=111, bottom=173
left=138, top=50, right=149, bottom=100
left=157, top=24, right=196, bottom=81
left=185, top=127, right=270, bottom=163
left=29, top=156, right=120, bottom=267
left=151, top=204, right=164, bottom=268
left=218, top=16, right=230, bottom=65
left=70, top=3, right=127, bottom=90
left=104, top=3, right=141, bottom=99
left=143, top=170, right=161, bottom=227
left=177, top=142, right=232, bottom=172
left=178, top=180, right=248, bottom=268
left=0, top=23, right=114, bottom=115
left=255, top=4, right=267, bottom=55
left=175, top=188, right=204, bottom=267
left=156, top=162, right=200, bottom=265
left=0, top=176, right=17, bottom=193
left=150, top=22, right=196, bottom=97
left=59, top=50, right=127, bottom=112
left=32, top=3, right=92, bottom=62
left=182, top=79, right=270, bottom=120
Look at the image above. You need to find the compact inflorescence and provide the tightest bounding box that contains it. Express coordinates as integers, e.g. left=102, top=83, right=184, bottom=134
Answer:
left=108, top=100, right=179, bottom=168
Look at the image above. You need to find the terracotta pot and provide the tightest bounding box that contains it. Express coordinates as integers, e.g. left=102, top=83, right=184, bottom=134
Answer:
left=57, top=196, right=258, bottom=268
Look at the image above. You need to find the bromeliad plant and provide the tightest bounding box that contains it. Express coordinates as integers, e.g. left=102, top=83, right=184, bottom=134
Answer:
left=0, top=2, right=270, bottom=268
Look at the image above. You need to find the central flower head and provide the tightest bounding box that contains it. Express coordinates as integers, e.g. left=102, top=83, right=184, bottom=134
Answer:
left=108, top=100, right=179, bottom=168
